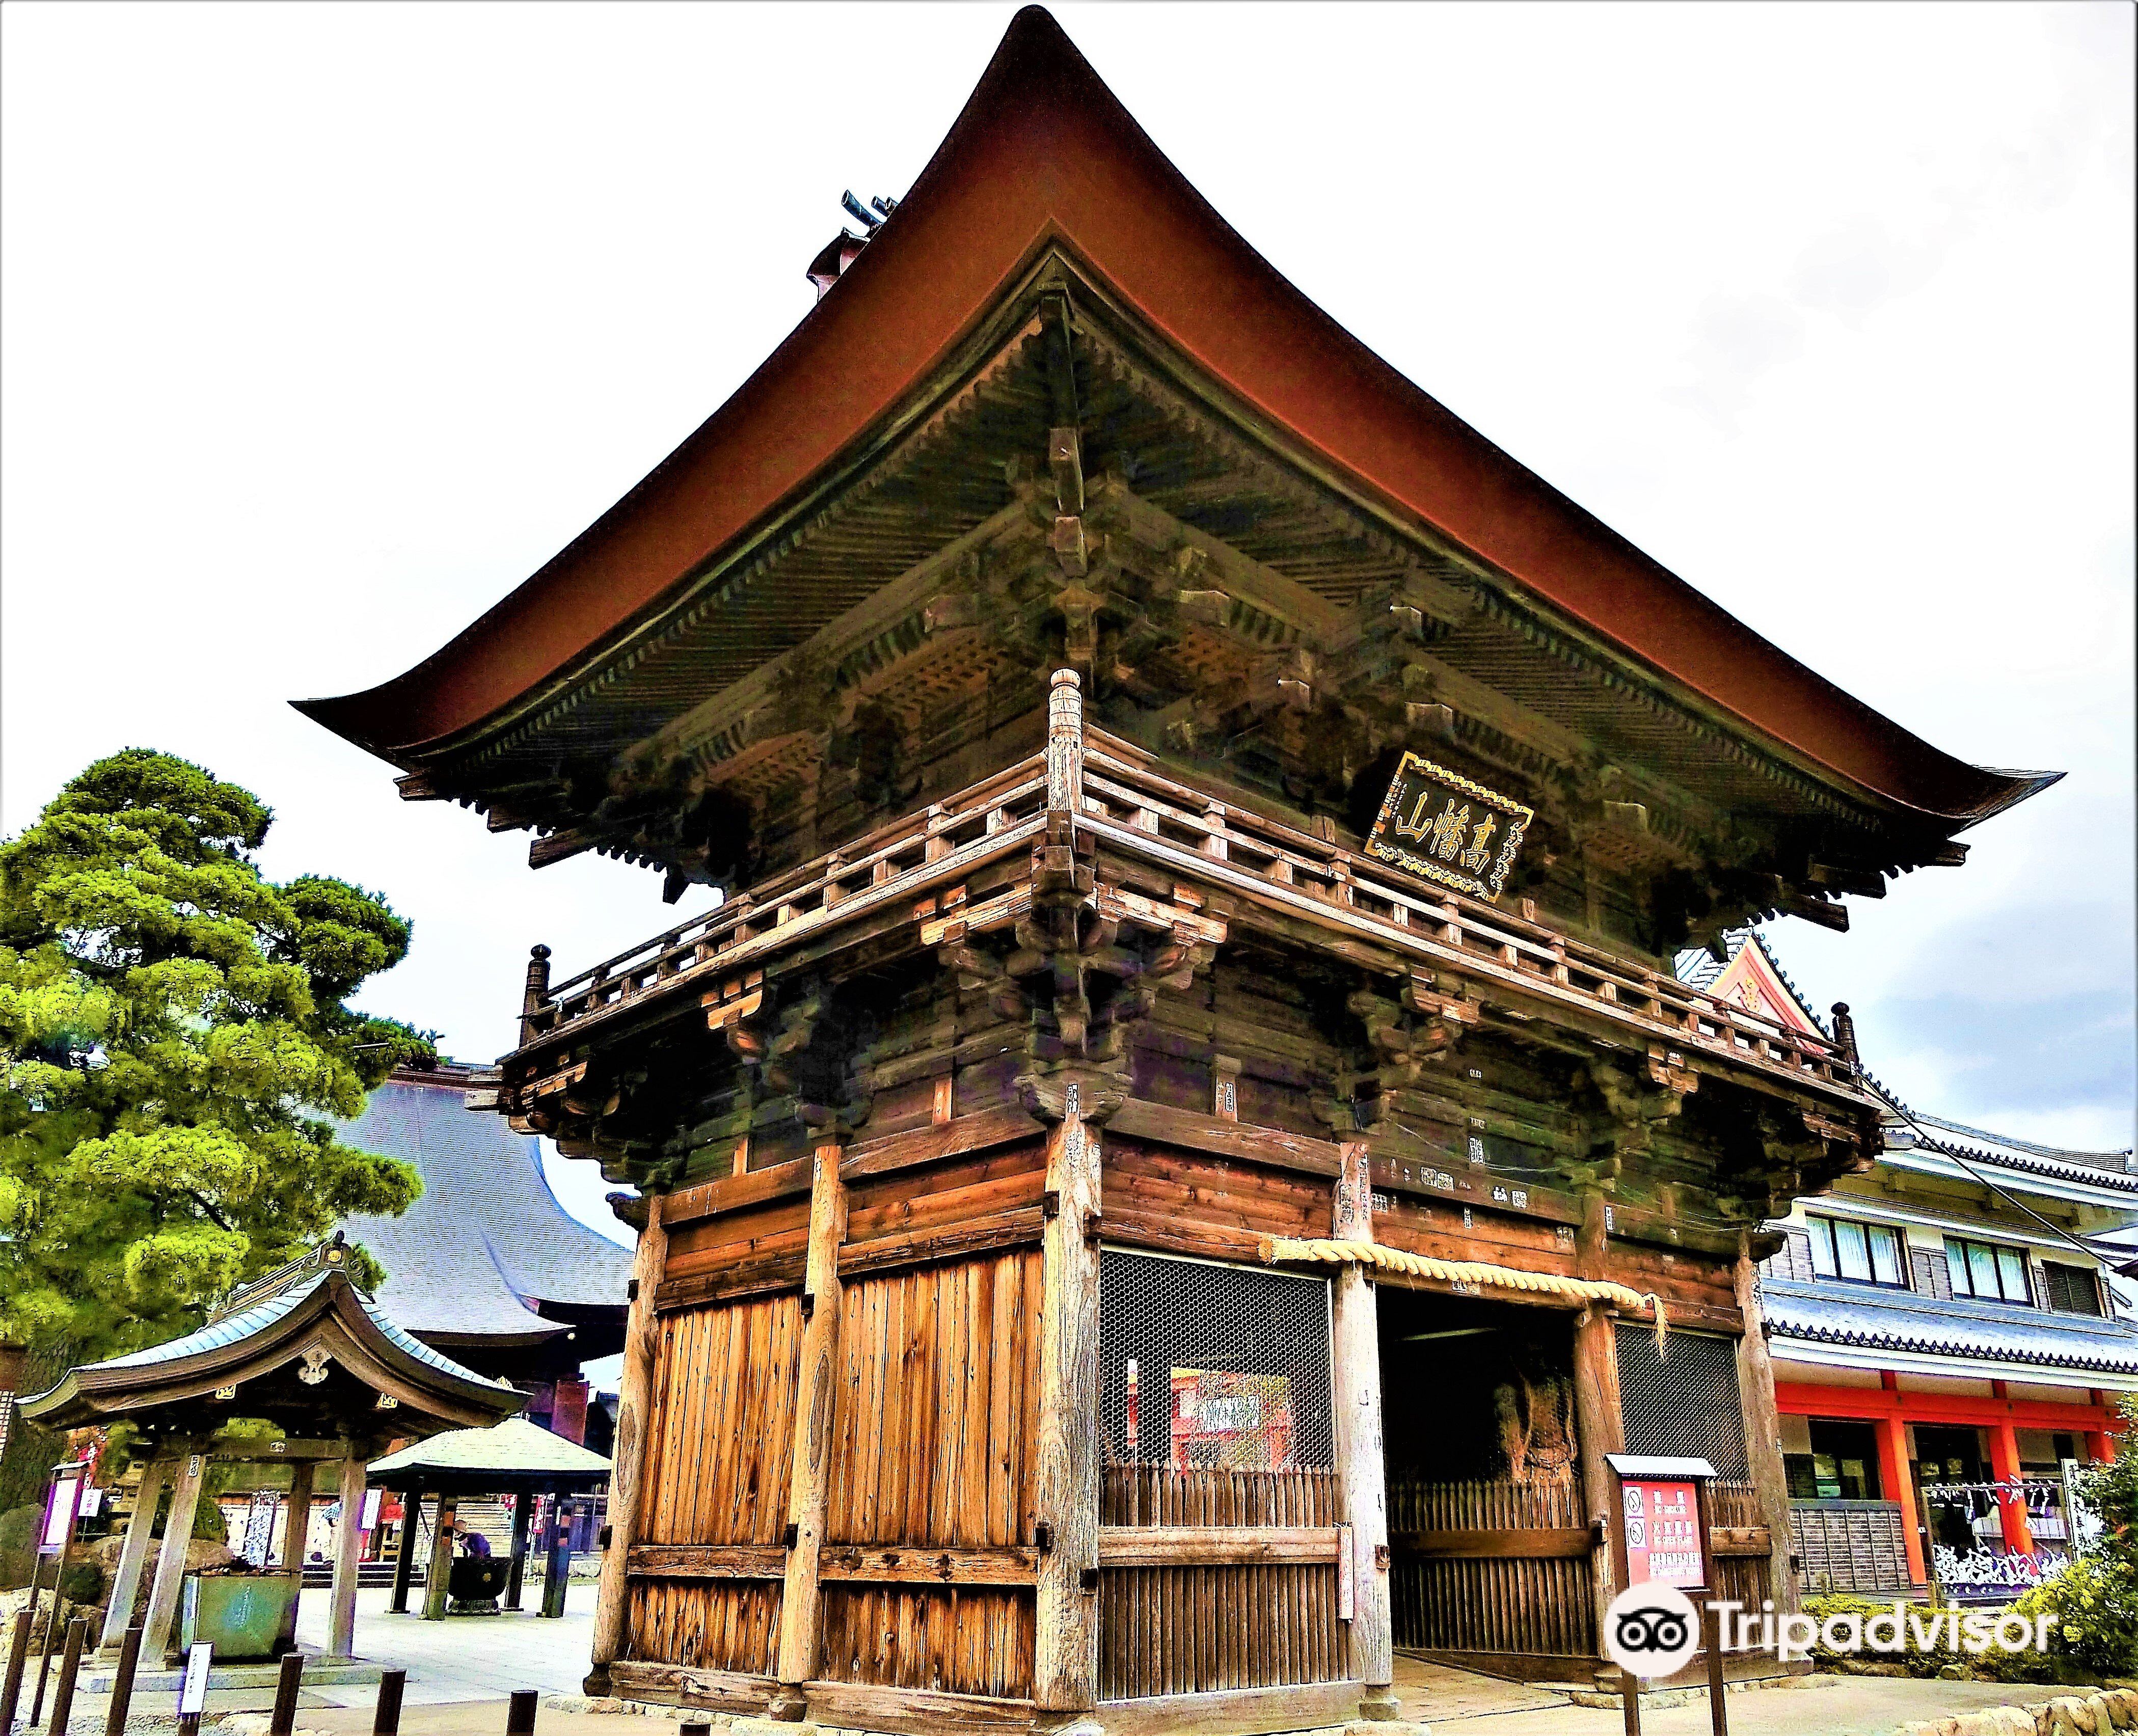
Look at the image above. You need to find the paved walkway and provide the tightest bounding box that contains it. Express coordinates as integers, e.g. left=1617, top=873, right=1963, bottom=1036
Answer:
left=45, top=1590, right=2075, bottom=1736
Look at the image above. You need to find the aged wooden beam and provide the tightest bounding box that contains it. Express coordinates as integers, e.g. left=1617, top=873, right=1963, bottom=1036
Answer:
left=605, top=1660, right=776, bottom=1714
left=1734, top=1232, right=1800, bottom=1615
left=816, top=1545, right=1039, bottom=1585
left=1333, top=1138, right=1398, bottom=1721
left=1031, top=1101, right=1103, bottom=1713
left=661, top=1156, right=814, bottom=1227
left=839, top=1105, right=1044, bottom=1182
left=653, top=1249, right=807, bottom=1313
left=837, top=1207, right=1046, bottom=1278
left=627, top=1543, right=786, bottom=1580
left=1096, top=1526, right=1341, bottom=1566
left=98, top=1455, right=174, bottom=1652
left=1108, top=1098, right=1342, bottom=1178
left=774, top=1138, right=848, bottom=1708
left=587, top=1191, right=669, bottom=1694
left=799, top=1681, right=1038, bottom=1736
left=1394, top=1528, right=1593, bottom=1560
left=1571, top=1190, right=1625, bottom=1662
left=1093, top=1681, right=1369, bottom=1736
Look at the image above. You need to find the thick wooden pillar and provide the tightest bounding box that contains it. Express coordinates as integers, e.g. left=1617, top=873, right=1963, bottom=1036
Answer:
left=99, top=1456, right=173, bottom=1651
left=1572, top=1192, right=1623, bottom=1654
left=1333, top=1140, right=1396, bottom=1719
left=504, top=1492, right=533, bottom=1611
left=1032, top=1102, right=1102, bottom=1716
left=773, top=1137, right=848, bottom=1715
left=327, top=1455, right=366, bottom=1659
left=390, top=1487, right=422, bottom=1613
left=586, top=1192, right=669, bottom=1691
left=280, top=1460, right=315, bottom=1575
left=1733, top=1239, right=1802, bottom=1613
left=422, top=1495, right=457, bottom=1622
left=142, top=1445, right=206, bottom=1662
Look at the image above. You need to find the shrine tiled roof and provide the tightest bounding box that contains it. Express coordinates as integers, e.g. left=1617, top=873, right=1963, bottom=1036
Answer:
left=84, top=1269, right=509, bottom=1390
left=338, top=1069, right=632, bottom=1345
left=1762, top=1277, right=2138, bottom=1376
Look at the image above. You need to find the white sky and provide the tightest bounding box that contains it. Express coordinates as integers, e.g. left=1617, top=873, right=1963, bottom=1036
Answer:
left=5, top=2, right=2132, bottom=1252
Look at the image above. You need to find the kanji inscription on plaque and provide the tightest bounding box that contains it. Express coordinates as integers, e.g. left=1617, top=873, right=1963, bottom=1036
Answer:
left=1363, top=752, right=1533, bottom=900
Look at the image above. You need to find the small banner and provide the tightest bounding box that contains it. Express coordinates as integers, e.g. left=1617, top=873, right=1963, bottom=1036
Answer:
left=1364, top=752, right=1533, bottom=900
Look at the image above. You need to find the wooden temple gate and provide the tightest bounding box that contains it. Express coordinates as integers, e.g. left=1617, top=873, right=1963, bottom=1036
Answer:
left=296, top=15, right=2049, bottom=1728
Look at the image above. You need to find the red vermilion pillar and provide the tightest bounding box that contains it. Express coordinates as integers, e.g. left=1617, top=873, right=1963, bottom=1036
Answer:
left=1988, top=1419, right=2034, bottom=1554
left=1872, top=1376, right=1926, bottom=1587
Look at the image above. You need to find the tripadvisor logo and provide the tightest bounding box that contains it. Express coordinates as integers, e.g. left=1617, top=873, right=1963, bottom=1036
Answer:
left=1604, top=1583, right=2059, bottom=1676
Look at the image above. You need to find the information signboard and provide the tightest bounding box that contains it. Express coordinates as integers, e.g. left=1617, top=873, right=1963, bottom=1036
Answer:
left=1622, top=1478, right=1704, bottom=1588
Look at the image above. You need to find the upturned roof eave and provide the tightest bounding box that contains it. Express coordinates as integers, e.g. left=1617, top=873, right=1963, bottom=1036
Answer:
left=291, top=6, right=2052, bottom=832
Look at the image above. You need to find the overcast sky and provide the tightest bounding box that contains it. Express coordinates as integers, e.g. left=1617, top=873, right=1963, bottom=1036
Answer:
left=5, top=3, right=2132, bottom=1252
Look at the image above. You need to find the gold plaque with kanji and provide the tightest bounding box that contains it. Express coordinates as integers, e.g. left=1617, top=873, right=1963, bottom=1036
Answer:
left=1364, top=753, right=1534, bottom=900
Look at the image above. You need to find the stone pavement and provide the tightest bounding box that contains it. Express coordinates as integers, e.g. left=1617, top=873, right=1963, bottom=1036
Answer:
left=35, top=1588, right=2086, bottom=1736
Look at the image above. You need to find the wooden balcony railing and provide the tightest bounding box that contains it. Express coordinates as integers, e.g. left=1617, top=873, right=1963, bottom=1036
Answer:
left=509, top=700, right=1864, bottom=1113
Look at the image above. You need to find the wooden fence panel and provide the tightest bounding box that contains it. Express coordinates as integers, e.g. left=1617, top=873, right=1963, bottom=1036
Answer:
left=1388, top=1476, right=1595, bottom=1661
left=624, top=1292, right=803, bottom=1675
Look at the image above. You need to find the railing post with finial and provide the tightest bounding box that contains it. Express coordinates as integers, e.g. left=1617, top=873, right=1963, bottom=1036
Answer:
left=521, top=945, right=552, bottom=1047
left=1046, top=668, right=1084, bottom=854
left=1829, top=1001, right=1859, bottom=1071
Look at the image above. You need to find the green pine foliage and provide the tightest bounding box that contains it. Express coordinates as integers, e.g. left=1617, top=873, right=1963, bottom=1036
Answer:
left=0, top=749, right=433, bottom=1364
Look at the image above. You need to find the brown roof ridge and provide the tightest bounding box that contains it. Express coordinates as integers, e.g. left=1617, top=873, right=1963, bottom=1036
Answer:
left=292, top=4, right=2054, bottom=830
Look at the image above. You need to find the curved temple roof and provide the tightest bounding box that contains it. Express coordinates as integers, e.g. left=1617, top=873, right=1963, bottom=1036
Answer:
left=21, top=1263, right=526, bottom=1438
left=294, top=6, right=2052, bottom=830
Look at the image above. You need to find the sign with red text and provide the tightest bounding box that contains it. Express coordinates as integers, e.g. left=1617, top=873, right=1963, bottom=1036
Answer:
left=1622, top=1478, right=1704, bottom=1588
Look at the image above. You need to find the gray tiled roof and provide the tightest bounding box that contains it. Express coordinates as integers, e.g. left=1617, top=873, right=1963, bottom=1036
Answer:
left=338, top=1077, right=633, bottom=1340
left=32, top=1270, right=513, bottom=1398
left=1763, top=1277, right=2138, bottom=1375
left=371, top=1416, right=609, bottom=1478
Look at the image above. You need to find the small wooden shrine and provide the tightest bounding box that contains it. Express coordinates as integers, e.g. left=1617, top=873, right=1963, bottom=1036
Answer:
left=294, top=11, right=2054, bottom=1732
left=20, top=1240, right=525, bottom=1665
left=369, top=1418, right=610, bottom=1620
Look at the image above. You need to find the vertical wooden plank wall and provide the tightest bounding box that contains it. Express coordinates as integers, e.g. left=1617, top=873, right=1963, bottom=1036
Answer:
left=816, top=1249, right=1044, bottom=1698
left=627, top=1293, right=804, bottom=1674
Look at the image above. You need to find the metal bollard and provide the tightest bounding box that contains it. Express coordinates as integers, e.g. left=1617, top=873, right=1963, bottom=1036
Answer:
left=44, top=1618, right=89, bottom=1736
left=103, top=1628, right=143, bottom=1736
left=1, top=1609, right=32, bottom=1733
left=269, top=1649, right=306, bottom=1736
left=1703, top=1598, right=1730, bottom=1736
left=373, top=1668, right=407, bottom=1736
left=506, top=1688, right=538, bottom=1735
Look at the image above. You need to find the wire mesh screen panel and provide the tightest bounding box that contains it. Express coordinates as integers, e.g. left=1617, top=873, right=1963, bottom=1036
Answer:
left=1614, top=1324, right=1749, bottom=1479
left=1100, top=1249, right=1334, bottom=1475
left=1098, top=1250, right=1347, bottom=1698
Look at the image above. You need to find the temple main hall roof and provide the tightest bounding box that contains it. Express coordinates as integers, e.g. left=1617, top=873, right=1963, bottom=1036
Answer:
left=293, top=7, right=2052, bottom=848
left=338, top=1065, right=632, bottom=1349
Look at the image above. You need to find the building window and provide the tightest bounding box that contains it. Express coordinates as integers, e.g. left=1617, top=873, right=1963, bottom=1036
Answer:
left=2042, top=1261, right=2105, bottom=1317
left=1806, top=1216, right=1908, bottom=1287
left=1944, top=1236, right=2033, bottom=1305
left=1783, top=1419, right=1884, bottom=1501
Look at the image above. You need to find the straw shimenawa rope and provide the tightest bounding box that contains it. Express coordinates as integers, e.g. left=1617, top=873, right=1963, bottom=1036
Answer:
left=1258, top=1236, right=1670, bottom=1350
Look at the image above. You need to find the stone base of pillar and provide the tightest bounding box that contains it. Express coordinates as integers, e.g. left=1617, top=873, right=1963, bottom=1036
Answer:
left=1357, top=1685, right=1404, bottom=1722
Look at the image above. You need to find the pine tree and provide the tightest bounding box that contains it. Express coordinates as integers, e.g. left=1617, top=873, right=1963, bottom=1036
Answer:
left=0, top=750, right=432, bottom=1381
